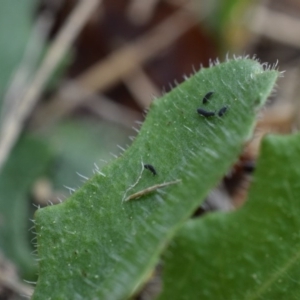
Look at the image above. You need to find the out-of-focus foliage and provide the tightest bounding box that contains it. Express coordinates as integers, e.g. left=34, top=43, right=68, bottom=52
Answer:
left=42, top=119, right=132, bottom=189
left=0, top=136, right=52, bottom=279
left=205, top=0, right=254, bottom=49
left=0, top=0, right=36, bottom=108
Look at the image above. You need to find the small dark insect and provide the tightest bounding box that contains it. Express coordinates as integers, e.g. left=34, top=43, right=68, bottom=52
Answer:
left=218, top=106, right=228, bottom=117
left=242, top=160, right=255, bottom=173
left=197, top=108, right=215, bottom=117
left=202, top=91, right=214, bottom=104
left=144, top=164, right=157, bottom=175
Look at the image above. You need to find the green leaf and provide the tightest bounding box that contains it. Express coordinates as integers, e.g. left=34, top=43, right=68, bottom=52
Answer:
left=0, top=136, right=52, bottom=278
left=32, top=58, right=278, bottom=299
left=159, top=133, right=300, bottom=300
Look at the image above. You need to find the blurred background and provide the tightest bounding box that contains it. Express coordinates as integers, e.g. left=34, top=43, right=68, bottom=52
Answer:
left=0, top=0, right=300, bottom=298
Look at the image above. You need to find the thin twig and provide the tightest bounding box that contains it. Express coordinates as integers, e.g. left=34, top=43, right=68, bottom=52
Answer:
left=0, top=0, right=100, bottom=172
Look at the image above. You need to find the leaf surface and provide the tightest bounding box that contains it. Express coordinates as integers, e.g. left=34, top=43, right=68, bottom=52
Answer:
left=159, top=133, right=300, bottom=300
left=32, top=58, right=278, bottom=299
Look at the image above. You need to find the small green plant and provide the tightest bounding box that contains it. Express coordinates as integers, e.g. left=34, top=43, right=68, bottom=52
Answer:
left=32, top=57, right=279, bottom=299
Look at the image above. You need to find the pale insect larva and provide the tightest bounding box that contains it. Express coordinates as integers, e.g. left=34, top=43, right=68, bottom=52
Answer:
left=125, top=179, right=181, bottom=202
